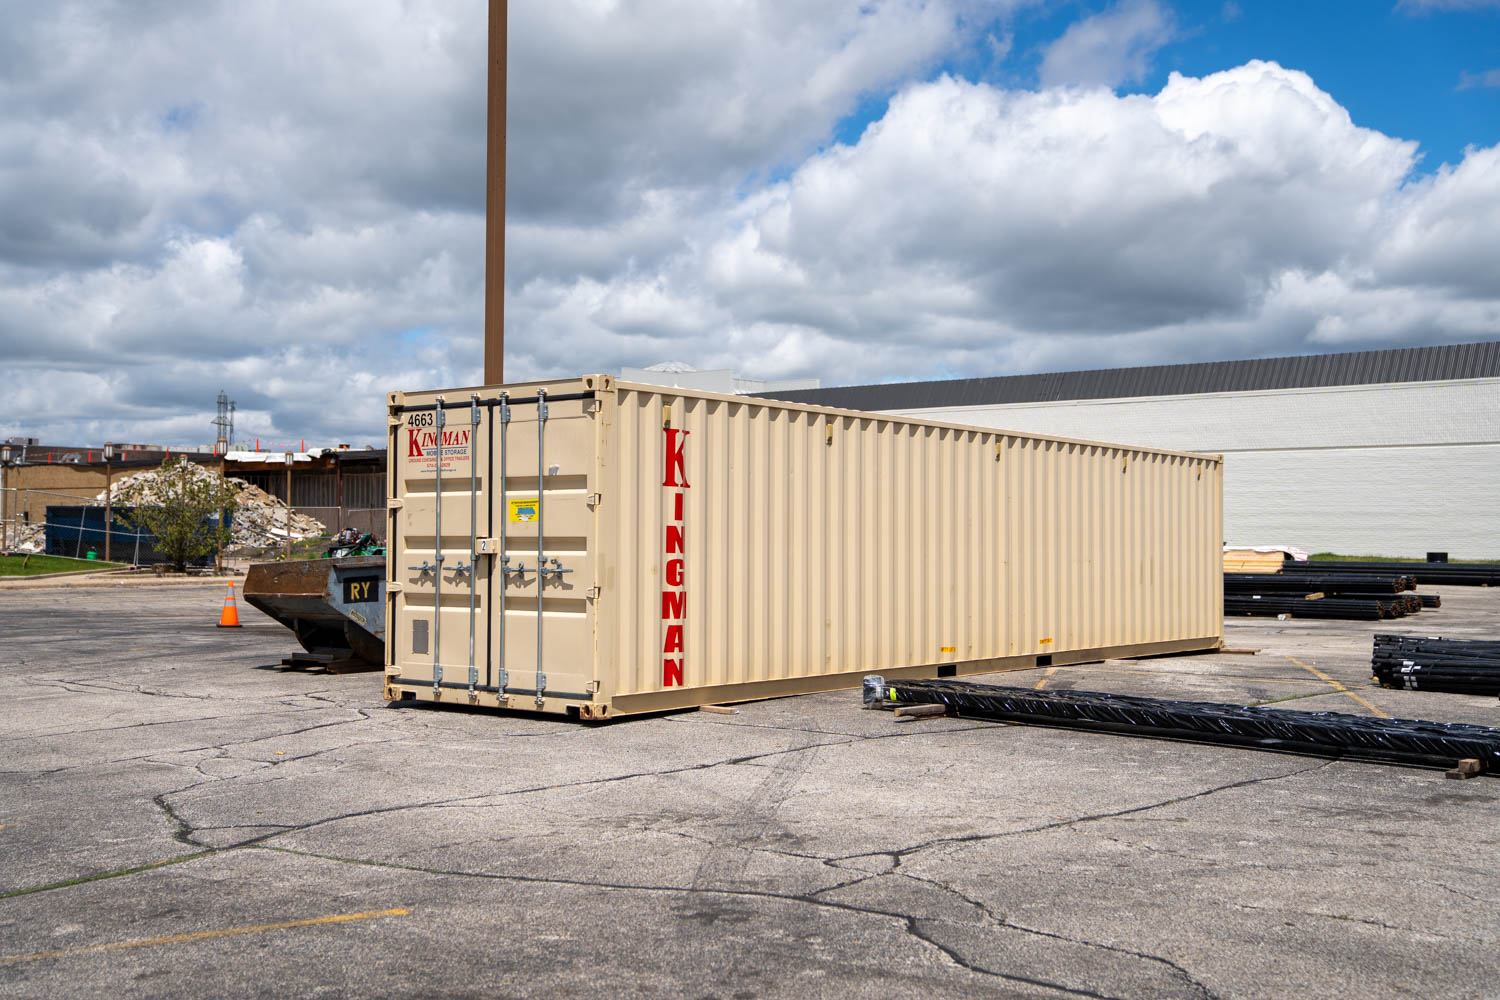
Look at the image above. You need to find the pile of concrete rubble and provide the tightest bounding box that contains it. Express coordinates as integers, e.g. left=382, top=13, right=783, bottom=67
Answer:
left=9, top=521, right=44, bottom=552
left=4, top=462, right=327, bottom=554
left=103, top=463, right=327, bottom=548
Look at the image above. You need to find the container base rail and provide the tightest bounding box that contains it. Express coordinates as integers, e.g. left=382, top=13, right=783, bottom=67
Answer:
left=1373, top=634, right=1500, bottom=696
left=862, top=676, right=1500, bottom=772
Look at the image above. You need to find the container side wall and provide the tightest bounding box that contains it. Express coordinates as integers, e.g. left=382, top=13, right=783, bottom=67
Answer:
left=601, top=385, right=1221, bottom=700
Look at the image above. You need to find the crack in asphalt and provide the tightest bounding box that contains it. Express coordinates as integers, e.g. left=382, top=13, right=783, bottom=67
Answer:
left=11, top=713, right=1277, bottom=998
left=894, top=870, right=1221, bottom=1000
left=162, top=737, right=865, bottom=854
left=1232, top=902, right=1448, bottom=938
left=850, top=758, right=1339, bottom=867
left=0, top=705, right=329, bottom=745
left=0, top=711, right=378, bottom=779
left=247, top=843, right=1137, bottom=1000
left=0, top=636, right=1396, bottom=1000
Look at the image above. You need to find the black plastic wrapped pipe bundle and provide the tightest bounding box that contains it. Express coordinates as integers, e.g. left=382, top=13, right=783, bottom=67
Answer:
left=1373, top=634, right=1500, bottom=695
left=1224, top=573, right=1413, bottom=595
left=1224, top=595, right=1400, bottom=620
left=863, top=676, right=1500, bottom=771
left=1281, top=561, right=1500, bottom=587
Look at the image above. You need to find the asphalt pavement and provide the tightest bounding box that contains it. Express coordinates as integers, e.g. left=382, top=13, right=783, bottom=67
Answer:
left=2, top=584, right=1499, bottom=998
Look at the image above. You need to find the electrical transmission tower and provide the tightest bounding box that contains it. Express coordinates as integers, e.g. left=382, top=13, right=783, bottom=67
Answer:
left=213, top=391, right=236, bottom=456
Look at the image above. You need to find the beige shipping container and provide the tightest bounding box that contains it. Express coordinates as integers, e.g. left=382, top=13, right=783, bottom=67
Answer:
left=385, top=375, right=1223, bottom=718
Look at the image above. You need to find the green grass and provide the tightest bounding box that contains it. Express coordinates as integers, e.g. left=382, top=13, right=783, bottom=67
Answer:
left=0, top=553, right=126, bottom=577
left=1308, top=553, right=1500, bottom=564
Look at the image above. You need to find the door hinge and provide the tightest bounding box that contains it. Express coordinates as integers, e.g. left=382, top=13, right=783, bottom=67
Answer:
left=586, top=585, right=601, bottom=600
left=586, top=493, right=602, bottom=508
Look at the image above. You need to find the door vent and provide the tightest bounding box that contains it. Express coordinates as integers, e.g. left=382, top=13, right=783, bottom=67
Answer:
left=412, top=619, right=430, bottom=654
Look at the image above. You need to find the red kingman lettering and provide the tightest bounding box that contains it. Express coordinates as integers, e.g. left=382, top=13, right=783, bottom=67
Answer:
left=663, top=428, right=690, bottom=488
left=663, top=659, right=684, bottom=687
left=407, top=428, right=425, bottom=458
left=661, top=425, right=688, bottom=689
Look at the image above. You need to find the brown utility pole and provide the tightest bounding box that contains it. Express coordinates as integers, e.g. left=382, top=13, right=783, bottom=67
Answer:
left=483, top=0, right=507, bottom=386
left=284, top=451, right=294, bottom=560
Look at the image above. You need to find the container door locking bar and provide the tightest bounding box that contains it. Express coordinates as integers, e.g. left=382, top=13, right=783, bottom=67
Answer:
left=534, top=388, right=548, bottom=707
left=432, top=396, right=445, bottom=695
left=496, top=394, right=510, bottom=692
left=466, top=393, right=480, bottom=697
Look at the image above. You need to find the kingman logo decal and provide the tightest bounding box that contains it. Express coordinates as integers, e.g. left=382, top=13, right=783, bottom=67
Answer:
left=406, top=427, right=471, bottom=458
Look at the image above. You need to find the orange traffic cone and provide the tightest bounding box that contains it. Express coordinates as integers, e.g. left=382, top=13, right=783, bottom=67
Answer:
left=217, top=580, right=242, bottom=628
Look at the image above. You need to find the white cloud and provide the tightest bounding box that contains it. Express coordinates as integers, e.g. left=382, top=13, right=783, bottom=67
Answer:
left=1, top=2, right=1499, bottom=449
left=2, top=0, right=1002, bottom=445
left=1398, top=0, right=1500, bottom=11
left=515, top=60, right=1498, bottom=384
left=1458, top=68, right=1500, bottom=89
left=1038, top=0, right=1176, bottom=89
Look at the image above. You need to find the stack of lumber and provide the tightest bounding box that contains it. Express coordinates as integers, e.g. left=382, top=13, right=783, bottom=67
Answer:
left=1373, top=634, right=1500, bottom=695
left=1223, top=549, right=1290, bottom=574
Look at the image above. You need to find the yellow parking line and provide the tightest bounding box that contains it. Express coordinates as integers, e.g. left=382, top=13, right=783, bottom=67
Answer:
left=0, top=907, right=409, bottom=967
left=1034, top=666, right=1059, bottom=690
left=1285, top=655, right=1390, bottom=718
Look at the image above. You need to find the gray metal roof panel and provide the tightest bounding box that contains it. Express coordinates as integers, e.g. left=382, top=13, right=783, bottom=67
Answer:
left=755, top=340, right=1500, bottom=410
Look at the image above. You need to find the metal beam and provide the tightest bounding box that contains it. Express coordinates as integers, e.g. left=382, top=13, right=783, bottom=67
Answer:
left=864, top=676, right=1500, bottom=772
left=484, top=0, right=507, bottom=387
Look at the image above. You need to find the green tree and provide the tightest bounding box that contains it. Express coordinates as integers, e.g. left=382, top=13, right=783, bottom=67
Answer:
left=120, top=458, right=239, bottom=571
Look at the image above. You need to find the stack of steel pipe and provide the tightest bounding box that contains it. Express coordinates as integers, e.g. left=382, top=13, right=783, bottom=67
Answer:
left=1281, top=561, right=1500, bottom=587
left=1372, top=634, right=1500, bottom=695
left=1225, top=573, right=1413, bottom=595
left=1224, top=595, right=1395, bottom=620
left=863, top=676, right=1500, bottom=771
left=1224, top=568, right=1436, bottom=619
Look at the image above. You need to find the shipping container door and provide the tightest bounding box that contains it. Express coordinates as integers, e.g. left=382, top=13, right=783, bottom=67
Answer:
left=488, top=391, right=597, bottom=707
left=390, top=395, right=493, bottom=697
left=391, top=390, right=597, bottom=708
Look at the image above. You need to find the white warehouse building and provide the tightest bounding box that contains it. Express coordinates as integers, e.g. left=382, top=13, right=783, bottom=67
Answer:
left=762, top=341, right=1500, bottom=559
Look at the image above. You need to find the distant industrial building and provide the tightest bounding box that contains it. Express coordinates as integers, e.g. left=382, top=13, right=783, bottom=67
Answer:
left=1, top=443, right=386, bottom=546
left=760, top=341, right=1500, bottom=559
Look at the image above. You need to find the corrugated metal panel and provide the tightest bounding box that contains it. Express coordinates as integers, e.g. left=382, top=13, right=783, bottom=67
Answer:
left=758, top=340, right=1500, bottom=412
left=385, top=377, right=1223, bottom=717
